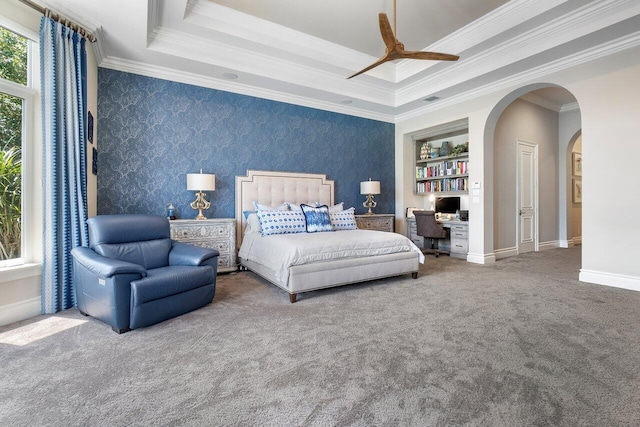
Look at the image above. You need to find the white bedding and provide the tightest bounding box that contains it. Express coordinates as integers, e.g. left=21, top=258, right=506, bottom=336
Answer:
left=239, top=229, right=425, bottom=283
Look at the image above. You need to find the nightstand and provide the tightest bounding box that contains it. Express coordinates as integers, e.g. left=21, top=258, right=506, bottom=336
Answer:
left=355, top=214, right=395, bottom=232
left=169, top=218, right=237, bottom=273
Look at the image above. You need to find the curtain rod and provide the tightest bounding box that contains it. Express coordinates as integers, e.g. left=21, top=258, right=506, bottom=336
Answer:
left=18, top=0, right=96, bottom=43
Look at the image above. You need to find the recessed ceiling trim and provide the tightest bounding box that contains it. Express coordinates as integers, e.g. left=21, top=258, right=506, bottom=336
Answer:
left=186, top=0, right=394, bottom=81
left=148, top=27, right=395, bottom=105
left=396, top=30, right=640, bottom=122
left=395, top=0, right=640, bottom=106
left=394, top=0, right=568, bottom=82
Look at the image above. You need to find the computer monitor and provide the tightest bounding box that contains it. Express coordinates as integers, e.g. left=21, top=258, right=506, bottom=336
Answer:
left=435, top=196, right=460, bottom=214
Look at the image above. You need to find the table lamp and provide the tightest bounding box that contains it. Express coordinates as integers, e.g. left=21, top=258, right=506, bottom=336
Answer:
left=187, top=170, right=215, bottom=220
left=360, top=178, right=380, bottom=215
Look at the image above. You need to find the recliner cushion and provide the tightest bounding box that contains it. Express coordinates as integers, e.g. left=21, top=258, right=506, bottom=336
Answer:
left=88, top=215, right=170, bottom=246
left=130, top=265, right=215, bottom=306
left=94, top=238, right=172, bottom=270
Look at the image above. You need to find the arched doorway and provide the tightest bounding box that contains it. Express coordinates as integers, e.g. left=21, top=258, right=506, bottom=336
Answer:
left=483, top=83, right=582, bottom=262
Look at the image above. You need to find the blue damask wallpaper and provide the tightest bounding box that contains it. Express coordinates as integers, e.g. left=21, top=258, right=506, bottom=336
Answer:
left=97, top=69, right=395, bottom=219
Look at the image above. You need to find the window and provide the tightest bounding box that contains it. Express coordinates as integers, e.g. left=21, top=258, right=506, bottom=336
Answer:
left=0, top=23, right=38, bottom=269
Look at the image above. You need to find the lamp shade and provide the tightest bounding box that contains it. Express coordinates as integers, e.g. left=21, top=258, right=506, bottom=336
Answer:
left=187, top=173, right=215, bottom=191
left=360, top=180, right=380, bottom=195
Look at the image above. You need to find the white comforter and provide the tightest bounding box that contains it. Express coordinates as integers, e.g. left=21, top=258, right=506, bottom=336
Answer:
left=239, top=229, right=425, bottom=283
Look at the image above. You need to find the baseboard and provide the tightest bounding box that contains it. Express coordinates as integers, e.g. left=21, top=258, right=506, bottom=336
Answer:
left=558, top=240, right=574, bottom=248
left=0, top=297, right=41, bottom=327
left=467, top=252, right=496, bottom=264
left=494, top=247, right=517, bottom=259
left=579, top=269, right=640, bottom=292
left=538, top=240, right=559, bottom=251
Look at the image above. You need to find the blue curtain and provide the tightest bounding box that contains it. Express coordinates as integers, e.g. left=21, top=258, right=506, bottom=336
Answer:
left=40, top=17, right=89, bottom=314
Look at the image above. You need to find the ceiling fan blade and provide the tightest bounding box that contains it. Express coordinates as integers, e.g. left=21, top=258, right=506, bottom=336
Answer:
left=378, top=13, right=397, bottom=52
left=347, top=56, right=391, bottom=79
left=398, top=51, right=460, bottom=61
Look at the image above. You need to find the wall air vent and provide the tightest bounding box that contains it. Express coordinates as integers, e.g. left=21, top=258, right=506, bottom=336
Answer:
left=424, top=96, right=440, bottom=102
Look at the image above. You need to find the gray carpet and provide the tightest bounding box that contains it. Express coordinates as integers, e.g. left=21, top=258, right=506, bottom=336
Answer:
left=2, top=247, right=640, bottom=426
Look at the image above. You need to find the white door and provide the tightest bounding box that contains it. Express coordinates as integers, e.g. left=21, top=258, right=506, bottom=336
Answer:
left=517, top=141, right=538, bottom=254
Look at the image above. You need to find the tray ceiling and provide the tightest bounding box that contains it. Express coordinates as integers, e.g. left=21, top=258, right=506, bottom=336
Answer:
left=39, top=0, right=640, bottom=122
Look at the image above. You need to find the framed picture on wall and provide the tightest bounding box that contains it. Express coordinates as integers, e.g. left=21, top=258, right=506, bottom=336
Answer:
left=92, top=147, right=97, bottom=175
left=572, top=152, right=582, bottom=176
left=572, top=178, right=582, bottom=203
left=87, top=111, right=94, bottom=143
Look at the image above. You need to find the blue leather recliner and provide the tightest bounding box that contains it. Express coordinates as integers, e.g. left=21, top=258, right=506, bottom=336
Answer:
left=70, top=214, right=219, bottom=333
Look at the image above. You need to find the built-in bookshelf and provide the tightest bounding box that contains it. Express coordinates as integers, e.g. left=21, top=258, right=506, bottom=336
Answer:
left=416, top=154, right=469, bottom=193
left=413, top=120, right=469, bottom=195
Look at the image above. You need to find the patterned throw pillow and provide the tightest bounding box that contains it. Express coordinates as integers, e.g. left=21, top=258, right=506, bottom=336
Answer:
left=300, top=204, right=334, bottom=233
left=330, top=207, right=357, bottom=230
left=256, top=210, right=307, bottom=236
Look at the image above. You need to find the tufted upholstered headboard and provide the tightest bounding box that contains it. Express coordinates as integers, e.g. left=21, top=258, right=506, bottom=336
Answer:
left=235, top=170, right=335, bottom=249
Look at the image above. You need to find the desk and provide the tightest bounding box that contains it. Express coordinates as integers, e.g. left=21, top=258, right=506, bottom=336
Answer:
left=406, top=218, right=468, bottom=259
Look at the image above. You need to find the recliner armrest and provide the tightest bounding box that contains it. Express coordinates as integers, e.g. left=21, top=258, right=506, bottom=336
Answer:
left=71, top=247, right=148, bottom=278
left=169, top=241, right=220, bottom=266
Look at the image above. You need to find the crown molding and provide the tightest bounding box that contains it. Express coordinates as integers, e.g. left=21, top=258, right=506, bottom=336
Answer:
left=520, top=93, right=563, bottom=112
left=148, top=27, right=395, bottom=106
left=560, top=102, right=580, bottom=113
left=99, top=57, right=395, bottom=123
left=395, top=0, right=640, bottom=107
left=396, top=30, right=640, bottom=122
left=395, top=0, right=568, bottom=82
left=186, top=0, right=395, bottom=82
left=41, top=0, right=106, bottom=65
left=147, top=0, right=161, bottom=42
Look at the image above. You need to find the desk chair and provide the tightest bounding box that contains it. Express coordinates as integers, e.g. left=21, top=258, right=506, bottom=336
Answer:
left=414, top=210, right=448, bottom=257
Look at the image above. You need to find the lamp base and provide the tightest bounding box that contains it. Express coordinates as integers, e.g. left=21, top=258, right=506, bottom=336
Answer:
left=190, top=191, right=211, bottom=220
left=363, top=194, right=377, bottom=215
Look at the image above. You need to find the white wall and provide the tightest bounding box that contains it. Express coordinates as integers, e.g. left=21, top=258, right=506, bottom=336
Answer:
left=569, top=57, right=640, bottom=289
left=396, top=45, right=640, bottom=291
left=0, top=0, right=99, bottom=325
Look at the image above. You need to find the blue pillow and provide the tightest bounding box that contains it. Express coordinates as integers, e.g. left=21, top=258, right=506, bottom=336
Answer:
left=256, top=210, right=307, bottom=236
left=300, top=204, right=333, bottom=233
left=330, top=207, right=357, bottom=230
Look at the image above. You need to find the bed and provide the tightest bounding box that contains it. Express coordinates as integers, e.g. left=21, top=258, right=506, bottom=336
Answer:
left=236, top=170, right=423, bottom=302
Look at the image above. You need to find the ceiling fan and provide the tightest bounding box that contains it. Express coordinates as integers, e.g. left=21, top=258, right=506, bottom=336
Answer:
left=347, top=0, right=459, bottom=79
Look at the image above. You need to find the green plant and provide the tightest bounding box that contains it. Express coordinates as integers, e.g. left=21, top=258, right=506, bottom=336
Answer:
left=0, top=27, right=27, bottom=261
left=0, top=146, right=21, bottom=260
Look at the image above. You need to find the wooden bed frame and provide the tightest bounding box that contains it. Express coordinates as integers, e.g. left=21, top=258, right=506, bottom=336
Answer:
left=235, top=170, right=419, bottom=302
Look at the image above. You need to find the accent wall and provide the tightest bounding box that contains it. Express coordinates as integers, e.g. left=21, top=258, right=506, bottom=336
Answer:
left=97, top=69, right=395, bottom=219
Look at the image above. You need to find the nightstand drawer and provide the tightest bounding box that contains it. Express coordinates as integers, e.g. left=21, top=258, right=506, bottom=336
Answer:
left=171, top=224, right=232, bottom=240
left=169, top=219, right=237, bottom=273
left=355, top=214, right=395, bottom=232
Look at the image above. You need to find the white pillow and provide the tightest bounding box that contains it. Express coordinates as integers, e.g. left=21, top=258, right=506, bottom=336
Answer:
left=328, top=202, right=344, bottom=213
left=252, top=202, right=289, bottom=211
left=330, top=207, right=357, bottom=230
left=288, top=202, right=343, bottom=212
left=244, top=212, right=261, bottom=234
